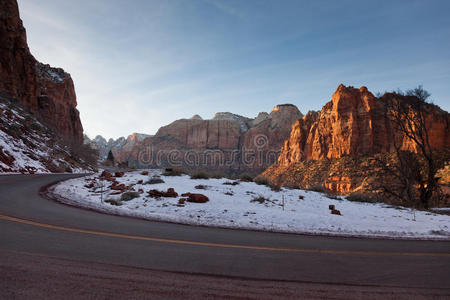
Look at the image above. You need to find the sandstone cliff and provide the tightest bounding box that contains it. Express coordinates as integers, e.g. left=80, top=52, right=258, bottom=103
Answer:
left=114, top=104, right=302, bottom=174
left=262, top=85, right=450, bottom=195
left=0, top=0, right=83, bottom=143
left=278, top=85, right=449, bottom=165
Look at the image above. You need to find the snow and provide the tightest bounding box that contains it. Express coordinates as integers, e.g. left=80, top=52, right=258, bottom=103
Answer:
left=51, top=170, right=450, bottom=239
left=36, top=63, right=66, bottom=83
left=212, top=112, right=250, bottom=131
left=0, top=99, right=94, bottom=174
left=0, top=127, right=49, bottom=173
left=431, top=208, right=450, bottom=212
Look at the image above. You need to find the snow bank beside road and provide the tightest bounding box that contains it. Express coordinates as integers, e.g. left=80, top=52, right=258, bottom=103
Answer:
left=51, top=170, right=450, bottom=239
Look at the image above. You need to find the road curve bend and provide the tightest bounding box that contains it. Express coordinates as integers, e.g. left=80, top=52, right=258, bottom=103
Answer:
left=1, top=174, right=449, bottom=299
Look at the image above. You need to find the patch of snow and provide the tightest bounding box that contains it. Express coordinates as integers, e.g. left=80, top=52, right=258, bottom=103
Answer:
left=212, top=112, right=250, bottom=132
left=0, top=129, right=49, bottom=173
left=0, top=99, right=94, bottom=174
left=36, top=62, right=66, bottom=83
left=52, top=170, right=450, bottom=239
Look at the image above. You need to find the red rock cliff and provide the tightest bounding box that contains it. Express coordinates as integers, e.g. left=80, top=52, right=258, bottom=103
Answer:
left=278, top=84, right=449, bottom=166
left=263, top=84, right=449, bottom=195
left=0, top=0, right=83, bottom=143
left=113, top=105, right=302, bottom=173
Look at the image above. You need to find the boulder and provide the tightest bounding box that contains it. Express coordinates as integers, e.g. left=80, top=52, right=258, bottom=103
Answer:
left=111, top=183, right=126, bottom=191
left=147, top=188, right=178, bottom=199
left=100, top=170, right=112, bottom=178
left=181, top=193, right=209, bottom=203
left=331, top=209, right=341, bottom=216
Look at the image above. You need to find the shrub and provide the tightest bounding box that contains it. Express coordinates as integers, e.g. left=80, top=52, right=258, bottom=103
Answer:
left=223, top=181, right=239, bottom=186
left=105, top=199, right=122, bottom=206
left=251, top=195, right=269, bottom=204
left=270, top=185, right=281, bottom=192
left=195, top=184, right=207, bottom=190
left=284, top=183, right=299, bottom=190
left=240, top=174, right=254, bottom=182
left=210, top=172, right=226, bottom=179
left=325, top=193, right=342, bottom=200
left=145, top=178, right=165, bottom=184
left=6, top=124, right=21, bottom=138
left=120, top=192, right=140, bottom=201
left=224, top=191, right=234, bottom=196
left=29, top=122, right=42, bottom=132
left=309, top=185, right=325, bottom=193
left=347, top=192, right=378, bottom=203
left=162, top=168, right=185, bottom=176
left=254, top=177, right=269, bottom=186
left=190, top=170, right=210, bottom=180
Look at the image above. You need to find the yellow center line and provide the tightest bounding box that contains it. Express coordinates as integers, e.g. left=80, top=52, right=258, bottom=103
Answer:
left=1, top=214, right=449, bottom=257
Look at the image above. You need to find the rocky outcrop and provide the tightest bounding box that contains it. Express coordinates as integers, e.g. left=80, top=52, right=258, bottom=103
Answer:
left=190, top=114, right=203, bottom=120
left=262, top=85, right=450, bottom=195
left=0, top=0, right=83, bottom=143
left=84, top=133, right=151, bottom=160
left=278, top=85, right=449, bottom=166
left=112, top=133, right=152, bottom=162
left=114, top=104, right=302, bottom=173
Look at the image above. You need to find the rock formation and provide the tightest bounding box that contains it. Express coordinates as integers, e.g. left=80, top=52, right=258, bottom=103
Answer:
left=113, top=104, right=302, bottom=174
left=84, top=133, right=151, bottom=161
left=278, top=85, right=449, bottom=165
left=262, top=85, right=450, bottom=195
left=0, top=0, right=83, bottom=143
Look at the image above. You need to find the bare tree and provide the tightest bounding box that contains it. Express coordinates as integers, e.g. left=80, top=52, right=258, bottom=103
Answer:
left=370, top=149, right=420, bottom=208
left=384, top=86, right=438, bottom=209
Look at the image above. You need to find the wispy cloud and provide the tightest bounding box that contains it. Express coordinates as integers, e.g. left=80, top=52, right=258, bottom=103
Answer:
left=17, top=0, right=450, bottom=139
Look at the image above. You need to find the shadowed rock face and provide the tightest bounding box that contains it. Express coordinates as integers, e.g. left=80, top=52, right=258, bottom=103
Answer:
left=263, top=84, right=450, bottom=194
left=0, top=0, right=83, bottom=143
left=114, top=105, right=302, bottom=174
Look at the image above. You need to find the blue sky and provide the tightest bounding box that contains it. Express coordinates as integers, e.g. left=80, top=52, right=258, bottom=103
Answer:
left=18, top=0, right=450, bottom=139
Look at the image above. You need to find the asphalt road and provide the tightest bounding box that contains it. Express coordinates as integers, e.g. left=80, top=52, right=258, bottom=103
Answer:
left=0, top=174, right=449, bottom=299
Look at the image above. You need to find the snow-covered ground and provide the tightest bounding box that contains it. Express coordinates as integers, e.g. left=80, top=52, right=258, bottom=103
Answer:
left=0, top=101, right=93, bottom=174
left=51, top=170, right=450, bottom=239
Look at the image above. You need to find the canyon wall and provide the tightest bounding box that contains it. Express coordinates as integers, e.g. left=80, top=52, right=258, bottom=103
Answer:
left=0, top=0, right=83, bottom=143
left=262, top=84, right=450, bottom=194
left=113, top=104, right=302, bottom=174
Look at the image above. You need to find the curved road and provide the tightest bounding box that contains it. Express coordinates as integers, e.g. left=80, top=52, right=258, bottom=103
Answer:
left=1, top=174, right=449, bottom=299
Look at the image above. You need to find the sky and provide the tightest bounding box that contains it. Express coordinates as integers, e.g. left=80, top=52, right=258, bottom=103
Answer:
left=18, top=0, right=450, bottom=139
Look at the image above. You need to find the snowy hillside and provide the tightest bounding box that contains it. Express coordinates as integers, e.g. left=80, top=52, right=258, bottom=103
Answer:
left=0, top=97, right=96, bottom=174
left=51, top=170, right=450, bottom=239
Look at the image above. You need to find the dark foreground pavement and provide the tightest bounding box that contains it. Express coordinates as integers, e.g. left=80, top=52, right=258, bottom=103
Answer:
left=0, top=174, right=449, bottom=299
